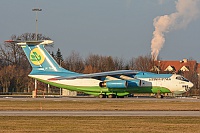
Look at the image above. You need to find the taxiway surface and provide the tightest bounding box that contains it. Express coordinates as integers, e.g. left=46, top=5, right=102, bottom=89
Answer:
left=1, top=96, right=200, bottom=116
left=1, top=96, right=200, bottom=102
left=0, top=110, right=200, bottom=116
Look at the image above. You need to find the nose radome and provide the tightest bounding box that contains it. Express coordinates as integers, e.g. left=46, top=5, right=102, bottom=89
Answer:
left=189, top=82, right=194, bottom=88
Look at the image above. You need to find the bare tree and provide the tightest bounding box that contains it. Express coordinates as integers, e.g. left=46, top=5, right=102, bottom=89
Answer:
left=0, top=65, right=30, bottom=92
left=0, top=36, right=24, bottom=66
left=0, top=33, right=51, bottom=93
left=83, top=54, right=99, bottom=73
left=17, top=33, right=51, bottom=41
left=128, top=54, right=154, bottom=71
left=63, top=51, right=84, bottom=73
left=113, top=57, right=125, bottom=70
left=84, top=54, right=116, bottom=73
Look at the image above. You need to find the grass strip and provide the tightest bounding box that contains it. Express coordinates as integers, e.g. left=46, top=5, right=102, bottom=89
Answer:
left=0, top=116, right=200, bottom=133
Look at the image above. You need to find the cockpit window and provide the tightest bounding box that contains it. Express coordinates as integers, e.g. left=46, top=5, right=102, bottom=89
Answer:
left=176, top=76, right=189, bottom=82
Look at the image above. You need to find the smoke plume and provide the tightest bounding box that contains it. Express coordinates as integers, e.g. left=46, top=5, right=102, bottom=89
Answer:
left=151, top=0, right=200, bottom=60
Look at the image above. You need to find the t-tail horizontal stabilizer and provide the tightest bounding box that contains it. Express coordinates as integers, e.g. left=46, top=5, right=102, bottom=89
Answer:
left=5, top=40, right=53, bottom=45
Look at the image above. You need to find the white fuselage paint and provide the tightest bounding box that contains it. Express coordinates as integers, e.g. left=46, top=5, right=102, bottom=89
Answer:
left=30, top=75, right=101, bottom=87
left=30, top=74, right=193, bottom=94
left=139, top=74, right=193, bottom=93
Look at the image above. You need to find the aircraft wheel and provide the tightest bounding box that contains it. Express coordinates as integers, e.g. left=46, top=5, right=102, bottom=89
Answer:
left=156, top=90, right=162, bottom=98
left=108, top=94, right=116, bottom=98
left=156, top=94, right=161, bottom=98
left=108, top=94, right=112, bottom=98
left=156, top=93, right=164, bottom=98
left=99, top=94, right=105, bottom=98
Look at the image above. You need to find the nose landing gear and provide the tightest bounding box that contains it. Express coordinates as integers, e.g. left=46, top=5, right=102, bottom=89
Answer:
left=156, top=90, right=164, bottom=98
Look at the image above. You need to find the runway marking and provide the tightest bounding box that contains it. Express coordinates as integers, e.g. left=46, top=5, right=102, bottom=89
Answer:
left=0, top=111, right=200, bottom=116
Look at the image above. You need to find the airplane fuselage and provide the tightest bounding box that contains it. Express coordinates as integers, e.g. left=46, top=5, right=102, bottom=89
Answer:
left=30, top=72, right=193, bottom=97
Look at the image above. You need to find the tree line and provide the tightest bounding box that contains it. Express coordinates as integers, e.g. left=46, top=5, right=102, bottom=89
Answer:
left=0, top=33, right=199, bottom=95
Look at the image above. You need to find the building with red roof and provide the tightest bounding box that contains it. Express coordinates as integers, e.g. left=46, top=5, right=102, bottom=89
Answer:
left=152, top=59, right=199, bottom=74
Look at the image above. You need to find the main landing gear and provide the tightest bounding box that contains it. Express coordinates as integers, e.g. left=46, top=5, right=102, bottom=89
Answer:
left=99, top=94, right=106, bottom=98
left=99, top=94, right=124, bottom=98
left=108, top=94, right=116, bottom=98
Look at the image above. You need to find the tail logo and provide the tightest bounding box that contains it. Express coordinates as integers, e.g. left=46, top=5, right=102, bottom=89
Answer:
left=30, top=48, right=45, bottom=65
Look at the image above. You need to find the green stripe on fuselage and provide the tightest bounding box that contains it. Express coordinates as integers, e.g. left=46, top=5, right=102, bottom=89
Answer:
left=35, top=78, right=171, bottom=96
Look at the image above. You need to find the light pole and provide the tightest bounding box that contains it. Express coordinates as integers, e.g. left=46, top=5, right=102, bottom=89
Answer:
left=32, top=8, right=42, bottom=41
left=59, top=60, right=62, bottom=97
left=198, top=73, right=200, bottom=96
left=32, top=8, right=42, bottom=98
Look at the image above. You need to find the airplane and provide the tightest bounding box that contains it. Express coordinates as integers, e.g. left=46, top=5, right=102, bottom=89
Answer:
left=5, top=40, right=194, bottom=98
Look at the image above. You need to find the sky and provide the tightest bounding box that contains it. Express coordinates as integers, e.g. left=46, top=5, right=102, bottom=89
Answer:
left=0, top=0, right=200, bottom=62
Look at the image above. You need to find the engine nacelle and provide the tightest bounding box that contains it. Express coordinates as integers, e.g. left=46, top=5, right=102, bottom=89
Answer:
left=127, top=79, right=141, bottom=87
left=99, top=80, right=128, bottom=89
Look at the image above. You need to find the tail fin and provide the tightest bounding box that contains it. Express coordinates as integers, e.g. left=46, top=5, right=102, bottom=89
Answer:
left=18, top=40, right=72, bottom=74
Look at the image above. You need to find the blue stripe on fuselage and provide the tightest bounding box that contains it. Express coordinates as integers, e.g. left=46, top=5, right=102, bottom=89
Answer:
left=134, top=72, right=172, bottom=78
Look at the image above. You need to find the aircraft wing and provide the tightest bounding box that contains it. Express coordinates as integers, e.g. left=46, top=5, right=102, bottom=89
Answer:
left=49, top=70, right=140, bottom=80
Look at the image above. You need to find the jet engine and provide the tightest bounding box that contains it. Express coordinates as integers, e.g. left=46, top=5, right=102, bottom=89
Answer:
left=99, top=80, right=128, bottom=89
left=99, top=79, right=141, bottom=89
left=127, top=79, right=141, bottom=87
